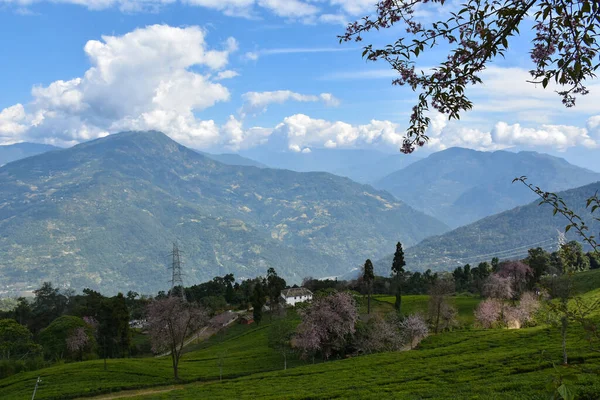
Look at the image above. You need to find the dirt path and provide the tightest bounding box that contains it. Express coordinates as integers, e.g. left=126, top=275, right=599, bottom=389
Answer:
left=75, top=385, right=185, bottom=400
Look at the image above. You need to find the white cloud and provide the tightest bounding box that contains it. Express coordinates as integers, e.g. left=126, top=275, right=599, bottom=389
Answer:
left=240, top=90, right=340, bottom=115
left=491, top=122, right=597, bottom=151
left=0, top=24, right=237, bottom=148
left=266, top=113, right=600, bottom=153
left=243, top=46, right=355, bottom=61
left=215, top=70, right=239, bottom=80
left=272, top=114, right=405, bottom=151
left=0, top=0, right=380, bottom=20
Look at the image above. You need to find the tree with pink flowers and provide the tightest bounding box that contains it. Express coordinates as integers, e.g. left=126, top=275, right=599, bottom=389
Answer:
left=66, top=327, right=89, bottom=361
left=399, top=314, right=429, bottom=349
left=474, top=299, right=502, bottom=329
left=147, top=296, right=208, bottom=380
left=294, top=292, right=358, bottom=360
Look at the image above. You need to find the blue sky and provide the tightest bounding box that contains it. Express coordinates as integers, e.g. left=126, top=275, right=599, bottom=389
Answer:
left=1, top=0, right=599, bottom=170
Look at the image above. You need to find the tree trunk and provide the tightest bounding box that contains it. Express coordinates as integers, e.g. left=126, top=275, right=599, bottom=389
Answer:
left=367, top=291, right=371, bottom=315
left=395, top=283, right=402, bottom=315
left=435, top=301, right=441, bottom=334
left=284, top=353, right=287, bottom=370
left=561, top=315, right=568, bottom=365
left=103, top=339, right=107, bottom=371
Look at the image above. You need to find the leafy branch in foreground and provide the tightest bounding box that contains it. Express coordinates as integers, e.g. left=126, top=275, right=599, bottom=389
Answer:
left=340, top=0, right=600, bottom=153
left=513, top=176, right=599, bottom=252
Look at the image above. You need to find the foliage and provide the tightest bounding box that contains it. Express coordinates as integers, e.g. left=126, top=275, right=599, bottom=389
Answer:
left=146, top=297, right=208, bottom=380
left=399, top=314, right=429, bottom=349
left=0, top=319, right=41, bottom=360
left=294, top=292, right=359, bottom=360
left=428, top=277, right=457, bottom=333
left=475, top=299, right=503, bottom=329
left=497, top=261, right=533, bottom=297
left=251, top=280, right=266, bottom=325
left=353, top=315, right=403, bottom=354
left=483, top=274, right=514, bottom=300
left=38, top=316, right=95, bottom=361
left=341, top=0, right=600, bottom=153
left=391, top=242, right=406, bottom=313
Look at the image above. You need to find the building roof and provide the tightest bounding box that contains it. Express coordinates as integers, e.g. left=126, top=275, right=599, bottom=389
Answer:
left=281, top=287, right=313, bottom=298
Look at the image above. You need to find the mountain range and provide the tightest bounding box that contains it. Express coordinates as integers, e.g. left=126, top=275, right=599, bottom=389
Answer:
left=374, top=181, right=600, bottom=277
left=0, top=143, right=59, bottom=166
left=374, top=147, right=600, bottom=228
left=240, top=147, right=422, bottom=183
left=0, top=131, right=447, bottom=295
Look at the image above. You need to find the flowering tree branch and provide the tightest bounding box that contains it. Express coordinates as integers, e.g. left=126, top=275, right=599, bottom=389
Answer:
left=340, top=0, right=600, bottom=153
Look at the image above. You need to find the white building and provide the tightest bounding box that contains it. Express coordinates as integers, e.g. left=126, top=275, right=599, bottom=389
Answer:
left=280, top=287, right=313, bottom=306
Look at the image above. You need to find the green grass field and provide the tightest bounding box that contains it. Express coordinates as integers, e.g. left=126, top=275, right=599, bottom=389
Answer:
left=129, top=326, right=600, bottom=400
left=0, top=316, right=308, bottom=400
left=2, top=270, right=600, bottom=400
left=374, top=294, right=481, bottom=325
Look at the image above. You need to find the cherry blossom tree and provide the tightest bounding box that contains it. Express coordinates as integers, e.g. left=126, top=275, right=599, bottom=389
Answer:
left=483, top=274, right=514, bottom=300
left=294, top=292, right=359, bottom=360
left=497, top=261, right=534, bottom=297
left=147, top=297, right=208, bottom=380
left=399, top=314, right=429, bottom=349
left=354, top=315, right=403, bottom=354
left=66, top=327, right=90, bottom=361
left=474, top=298, right=502, bottom=328
left=341, top=1, right=600, bottom=154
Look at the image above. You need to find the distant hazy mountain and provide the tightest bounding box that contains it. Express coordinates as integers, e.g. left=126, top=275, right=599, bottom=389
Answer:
left=197, top=151, right=267, bottom=168
left=375, top=147, right=600, bottom=228
left=374, top=181, right=600, bottom=276
left=0, top=131, right=447, bottom=294
left=0, top=142, right=59, bottom=166
left=239, top=148, right=422, bottom=183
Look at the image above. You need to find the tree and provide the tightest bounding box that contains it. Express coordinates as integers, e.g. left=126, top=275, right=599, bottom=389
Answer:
left=497, top=261, right=534, bottom=298
left=483, top=274, right=514, bottom=301
left=147, top=296, right=208, bottom=380
left=353, top=315, right=403, bottom=354
left=66, top=327, right=90, bottom=361
left=391, top=242, right=406, bottom=313
left=267, top=268, right=287, bottom=317
left=268, top=318, right=296, bottom=370
left=428, top=277, right=456, bottom=334
left=525, top=247, right=552, bottom=284
left=39, top=315, right=95, bottom=361
left=399, top=314, right=429, bottom=349
left=251, top=279, right=267, bottom=325
left=295, top=292, right=359, bottom=360
left=0, top=319, right=41, bottom=360
left=341, top=0, right=600, bottom=154
left=362, top=259, right=375, bottom=314
left=474, top=299, right=502, bottom=329
left=31, top=282, right=67, bottom=333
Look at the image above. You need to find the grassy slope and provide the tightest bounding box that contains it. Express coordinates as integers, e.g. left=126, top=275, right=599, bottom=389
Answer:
left=375, top=295, right=481, bottom=325
left=0, top=316, right=305, bottom=400
left=3, top=271, right=600, bottom=399
left=134, top=326, right=600, bottom=400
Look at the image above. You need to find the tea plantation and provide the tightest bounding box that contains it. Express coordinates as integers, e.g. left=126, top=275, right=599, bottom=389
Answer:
left=1, top=271, right=600, bottom=399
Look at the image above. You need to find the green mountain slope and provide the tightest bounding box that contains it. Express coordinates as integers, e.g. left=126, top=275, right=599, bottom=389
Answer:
left=0, top=142, right=59, bottom=166
left=375, top=181, right=600, bottom=276
left=0, top=131, right=447, bottom=294
left=375, top=147, right=600, bottom=228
